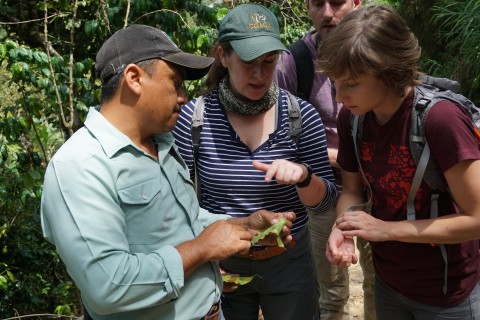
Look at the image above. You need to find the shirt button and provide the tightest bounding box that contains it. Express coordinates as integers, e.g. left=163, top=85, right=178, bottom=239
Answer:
left=142, top=194, right=148, bottom=201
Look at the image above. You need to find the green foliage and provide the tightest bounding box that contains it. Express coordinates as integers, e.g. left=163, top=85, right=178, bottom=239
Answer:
left=364, top=0, right=392, bottom=4
left=0, top=48, right=75, bottom=316
left=391, top=0, right=480, bottom=105
left=431, top=0, right=480, bottom=104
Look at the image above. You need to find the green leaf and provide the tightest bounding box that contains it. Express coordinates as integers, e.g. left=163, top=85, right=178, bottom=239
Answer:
left=85, top=20, right=99, bottom=36
left=0, top=276, right=7, bottom=289
left=37, top=77, right=50, bottom=89
left=41, top=68, right=51, bottom=77
left=222, top=274, right=255, bottom=285
left=75, top=100, right=88, bottom=113
left=0, top=43, right=6, bottom=59
left=250, top=218, right=287, bottom=247
left=11, top=62, right=26, bottom=77
left=197, top=34, right=207, bottom=48
left=33, top=51, right=48, bottom=64
left=17, top=47, right=29, bottom=57
left=29, top=171, right=41, bottom=180
left=5, top=39, right=17, bottom=49
left=74, top=62, right=85, bottom=74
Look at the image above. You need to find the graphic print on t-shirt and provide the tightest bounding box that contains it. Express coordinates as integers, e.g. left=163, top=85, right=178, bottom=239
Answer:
left=362, top=142, right=419, bottom=217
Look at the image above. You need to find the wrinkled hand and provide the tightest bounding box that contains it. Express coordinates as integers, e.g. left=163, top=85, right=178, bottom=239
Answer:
left=326, top=227, right=358, bottom=268
left=197, top=220, right=252, bottom=261
left=336, top=210, right=390, bottom=242
left=246, top=210, right=296, bottom=246
left=252, top=160, right=306, bottom=185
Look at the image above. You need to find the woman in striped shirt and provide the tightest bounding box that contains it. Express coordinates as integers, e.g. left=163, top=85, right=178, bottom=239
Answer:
left=173, top=4, right=337, bottom=320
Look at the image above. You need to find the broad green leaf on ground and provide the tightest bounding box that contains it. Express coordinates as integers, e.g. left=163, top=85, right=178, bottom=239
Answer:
left=250, top=218, right=287, bottom=247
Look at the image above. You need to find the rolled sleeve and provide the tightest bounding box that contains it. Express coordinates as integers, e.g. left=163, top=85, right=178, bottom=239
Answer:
left=304, top=177, right=337, bottom=215
left=197, top=207, right=231, bottom=228
left=157, top=245, right=184, bottom=298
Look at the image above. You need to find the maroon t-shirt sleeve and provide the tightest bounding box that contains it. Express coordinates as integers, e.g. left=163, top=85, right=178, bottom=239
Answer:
left=425, top=100, right=480, bottom=172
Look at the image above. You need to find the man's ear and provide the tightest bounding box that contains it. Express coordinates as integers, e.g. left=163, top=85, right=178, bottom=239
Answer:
left=123, top=64, right=143, bottom=96
left=354, top=0, right=362, bottom=9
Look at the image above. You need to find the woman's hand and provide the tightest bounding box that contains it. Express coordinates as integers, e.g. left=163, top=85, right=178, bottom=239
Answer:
left=252, top=159, right=307, bottom=185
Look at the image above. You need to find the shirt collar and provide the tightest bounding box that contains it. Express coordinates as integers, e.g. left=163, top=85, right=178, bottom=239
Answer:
left=154, top=133, right=176, bottom=164
left=84, top=107, right=131, bottom=158
left=84, top=107, right=176, bottom=160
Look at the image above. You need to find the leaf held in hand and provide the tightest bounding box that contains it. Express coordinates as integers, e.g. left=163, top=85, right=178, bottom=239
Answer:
left=250, top=217, right=287, bottom=247
left=222, top=274, right=255, bottom=285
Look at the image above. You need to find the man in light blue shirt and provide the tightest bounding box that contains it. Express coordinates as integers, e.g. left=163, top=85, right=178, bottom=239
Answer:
left=40, top=24, right=295, bottom=320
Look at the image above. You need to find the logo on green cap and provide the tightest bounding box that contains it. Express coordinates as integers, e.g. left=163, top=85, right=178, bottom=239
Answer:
left=248, top=13, right=272, bottom=30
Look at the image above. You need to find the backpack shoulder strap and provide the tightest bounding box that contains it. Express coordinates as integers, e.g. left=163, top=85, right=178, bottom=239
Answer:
left=349, top=113, right=373, bottom=213
left=191, top=96, right=205, bottom=160
left=191, top=96, right=205, bottom=200
left=409, top=81, right=479, bottom=195
left=288, top=39, right=314, bottom=101
left=285, top=91, right=302, bottom=145
left=408, top=84, right=450, bottom=221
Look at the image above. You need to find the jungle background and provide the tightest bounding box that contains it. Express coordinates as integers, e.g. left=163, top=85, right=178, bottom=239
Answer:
left=0, top=0, right=478, bottom=319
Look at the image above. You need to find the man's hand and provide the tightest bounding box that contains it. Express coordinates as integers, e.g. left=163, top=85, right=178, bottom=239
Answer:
left=245, top=210, right=295, bottom=246
left=196, top=220, right=252, bottom=261
left=177, top=220, right=252, bottom=278
left=230, top=210, right=296, bottom=247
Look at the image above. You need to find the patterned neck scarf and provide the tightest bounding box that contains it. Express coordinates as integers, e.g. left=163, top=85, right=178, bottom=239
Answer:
left=218, top=76, right=278, bottom=116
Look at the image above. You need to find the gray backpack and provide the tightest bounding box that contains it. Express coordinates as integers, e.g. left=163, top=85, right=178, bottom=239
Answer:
left=190, top=91, right=303, bottom=198
left=351, top=75, right=480, bottom=295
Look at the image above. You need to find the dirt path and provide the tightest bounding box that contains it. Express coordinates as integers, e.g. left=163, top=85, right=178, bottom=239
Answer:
left=257, top=245, right=366, bottom=319
left=349, top=245, right=365, bottom=319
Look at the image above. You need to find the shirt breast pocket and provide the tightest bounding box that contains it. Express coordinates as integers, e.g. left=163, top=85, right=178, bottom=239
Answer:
left=118, top=179, right=164, bottom=247
left=118, top=178, right=161, bottom=205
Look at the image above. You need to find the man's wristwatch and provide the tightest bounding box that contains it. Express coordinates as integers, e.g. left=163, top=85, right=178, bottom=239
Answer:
left=296, top=163, right=313, bottom=188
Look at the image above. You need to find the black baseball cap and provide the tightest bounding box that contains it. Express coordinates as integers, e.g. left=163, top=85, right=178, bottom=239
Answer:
left=95, top=24, right=214, bottom=81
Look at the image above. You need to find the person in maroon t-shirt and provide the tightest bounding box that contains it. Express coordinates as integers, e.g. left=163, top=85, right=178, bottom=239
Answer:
left=317, top=5, right=480, bottom=320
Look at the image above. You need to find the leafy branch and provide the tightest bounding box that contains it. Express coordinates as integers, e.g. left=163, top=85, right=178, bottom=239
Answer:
left=43, top=0, right=79, bottom=138
left=2, top=314, right=79, bottom=320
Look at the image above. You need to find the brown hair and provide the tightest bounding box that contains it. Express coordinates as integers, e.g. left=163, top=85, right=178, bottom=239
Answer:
left=316, top=5, right=421, bottom=97
left=205, top=42, right=234, bottom=92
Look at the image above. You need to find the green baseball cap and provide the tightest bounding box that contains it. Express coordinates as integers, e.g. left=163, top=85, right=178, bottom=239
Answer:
left=218, top=4, right=289, bottom=62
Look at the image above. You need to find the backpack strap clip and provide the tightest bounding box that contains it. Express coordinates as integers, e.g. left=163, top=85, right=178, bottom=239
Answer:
left=285, top=91, right=302, bottom=145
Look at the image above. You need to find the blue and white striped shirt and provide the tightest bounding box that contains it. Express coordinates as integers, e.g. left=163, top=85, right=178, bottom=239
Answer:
left=173, top=89, right=337, bottom=234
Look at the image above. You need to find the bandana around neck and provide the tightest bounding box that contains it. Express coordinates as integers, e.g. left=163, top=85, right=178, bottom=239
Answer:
left=218, top=76, right=278, bottom=116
